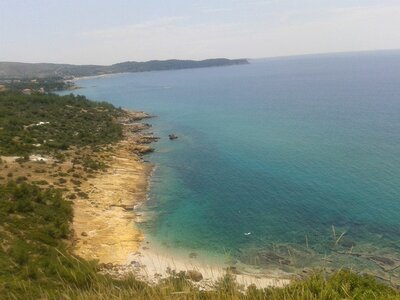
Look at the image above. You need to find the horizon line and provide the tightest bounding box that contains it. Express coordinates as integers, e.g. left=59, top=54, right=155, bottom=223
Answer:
left=1, top=48, right=400, bottom=66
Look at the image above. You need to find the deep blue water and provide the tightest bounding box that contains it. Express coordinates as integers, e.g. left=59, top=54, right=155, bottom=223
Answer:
left=69, top=51, right=400, bottom=275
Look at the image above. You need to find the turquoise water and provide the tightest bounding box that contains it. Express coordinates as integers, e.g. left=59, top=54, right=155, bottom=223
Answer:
left=70, top=51, right=400, bottom=278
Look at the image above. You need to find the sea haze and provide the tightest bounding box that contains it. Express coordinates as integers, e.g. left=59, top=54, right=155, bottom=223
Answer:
left=71, top=51, right=400, bottom=277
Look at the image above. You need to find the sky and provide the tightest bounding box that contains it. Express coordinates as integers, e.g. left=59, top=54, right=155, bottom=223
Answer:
left=1, top=0, right=400, bottom=65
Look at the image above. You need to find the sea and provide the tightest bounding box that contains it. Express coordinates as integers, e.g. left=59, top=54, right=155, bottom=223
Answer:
left=65, top=50, right=400, bottom=280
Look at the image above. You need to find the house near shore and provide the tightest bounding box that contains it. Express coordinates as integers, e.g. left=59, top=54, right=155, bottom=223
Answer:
left=22, top=88, right=31, bottom=95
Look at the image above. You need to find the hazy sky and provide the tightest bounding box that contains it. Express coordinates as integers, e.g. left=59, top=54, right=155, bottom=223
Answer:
left=1, top=0, right=400, bottom=64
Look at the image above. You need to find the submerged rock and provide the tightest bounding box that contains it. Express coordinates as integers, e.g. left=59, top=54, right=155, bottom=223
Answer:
left=241, top=250, right=291, bottom=266
left=368, top=255, right=395, bottom=267
left=260, top=251, right=289, bottom=264
left=339, top=237, right=356, bottom=248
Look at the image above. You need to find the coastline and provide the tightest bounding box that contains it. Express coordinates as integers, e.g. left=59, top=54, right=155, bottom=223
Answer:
left=67, top=60, right=250, bottom=83
left=128, top=236, right=292, bottom=289
left=70, top=73, right=120, bottom=82
left=76, top=110, right=400, bottom=289
left=72, top=110, right=156, bottom=264
left=69, top=109, right=292, bottom=289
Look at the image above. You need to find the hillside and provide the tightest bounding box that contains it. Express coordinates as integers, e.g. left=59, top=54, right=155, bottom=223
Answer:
left=0, top=58, right=248, bottom=79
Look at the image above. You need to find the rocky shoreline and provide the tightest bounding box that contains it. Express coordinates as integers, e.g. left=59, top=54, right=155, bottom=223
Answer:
left=71, top=110, right=292, bottom=290
left=71, top=110, right=157, bottom=264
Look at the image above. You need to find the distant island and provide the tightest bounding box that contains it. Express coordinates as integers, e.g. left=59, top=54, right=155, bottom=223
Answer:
left=0, top=58, right=248, bottom=79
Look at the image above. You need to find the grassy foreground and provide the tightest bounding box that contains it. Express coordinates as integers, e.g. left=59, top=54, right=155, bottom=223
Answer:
left=0, top=182, right=399, bottom=299
left=0, top=91, right=399, bottom=299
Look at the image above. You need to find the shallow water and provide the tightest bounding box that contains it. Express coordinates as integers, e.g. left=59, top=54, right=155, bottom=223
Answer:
left=70, top=51, right=400, bottom=280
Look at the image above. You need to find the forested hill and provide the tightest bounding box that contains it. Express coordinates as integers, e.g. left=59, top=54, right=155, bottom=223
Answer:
left=0, top=58, right=248, bottom=79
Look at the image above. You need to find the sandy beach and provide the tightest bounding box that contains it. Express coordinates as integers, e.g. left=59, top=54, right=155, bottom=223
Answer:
left=96, top=232, right=292, bottom=289
left=126, top=236, right=292, bottom=289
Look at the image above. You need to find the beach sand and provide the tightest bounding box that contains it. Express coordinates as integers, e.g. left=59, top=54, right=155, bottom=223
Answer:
left=127, top=237, right=291, bottom=289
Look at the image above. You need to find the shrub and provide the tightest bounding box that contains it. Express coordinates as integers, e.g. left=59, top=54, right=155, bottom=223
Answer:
left=58, top=178, right=67, bottom=184
left=77, top=191, right=89, bottom=199
left=70, top=179, right=81, bottom=186
left=32, top=180, right=48, bottom=185
left=67, top=193, right=77, bottom=200
left=16, top=176, right=28, bottom=183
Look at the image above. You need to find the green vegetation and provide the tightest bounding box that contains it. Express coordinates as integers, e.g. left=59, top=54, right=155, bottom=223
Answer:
left=0, top=77, right=72, bottom=92
left=0, top=59, right=249, bottom=79
left=0, top=182, right=75, bottom=298
left=0, top=92, right=124, bottom=155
